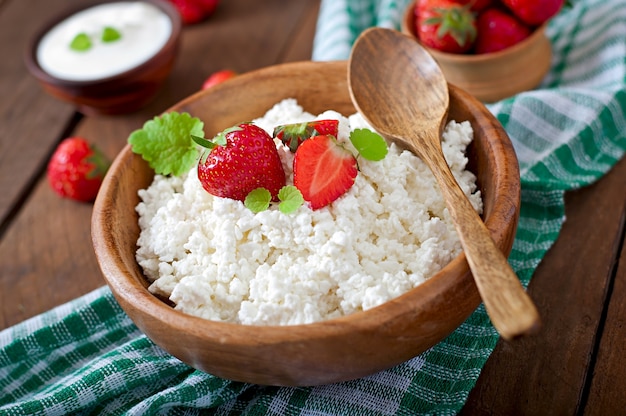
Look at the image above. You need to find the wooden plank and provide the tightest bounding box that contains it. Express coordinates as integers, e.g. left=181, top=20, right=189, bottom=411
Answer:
left=0, top=0, right=87, bottom=229
left=154, top=0, right=317, bottom=103
left=0, top=115, right=152, bottom=329
left=0, top=0, right=320, bottom=330
left=0, top=177, right=101, bottom=327
left=584, top=184, right=626, bottom=414
left=461, top=155, right=626, bottom=414
left=280, top=0, right=321, bottom=62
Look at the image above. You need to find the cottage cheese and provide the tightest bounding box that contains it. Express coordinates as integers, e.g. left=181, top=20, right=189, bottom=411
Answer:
left=135, top=99, right=482, bottom=326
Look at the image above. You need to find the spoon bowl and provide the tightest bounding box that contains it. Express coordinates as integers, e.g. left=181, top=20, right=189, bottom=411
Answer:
left=348, top=28, right=540, bottom=340
left=349, top=29, right=450, bottom=141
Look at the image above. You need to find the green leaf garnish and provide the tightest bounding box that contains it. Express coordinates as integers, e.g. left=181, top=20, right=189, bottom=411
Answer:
left=244, top=188, right=271, bottom=213
left=278, top=186, right=304, bottom=214
left=243, top=186, right=304, bottom=214
left=70, top=33, right=92, bottom=52
left=350, top=128, right=388, bottom=161
left=128, top=112, right=205, bottom=176
left=101, top=26, right=122, bottom=43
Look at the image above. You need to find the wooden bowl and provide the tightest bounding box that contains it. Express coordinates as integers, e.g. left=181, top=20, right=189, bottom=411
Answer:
left=92, top=60, right=520, bottom=386
left=401, top=1, right=551, bottom=102
left=24, top=0, right=181, bottom=115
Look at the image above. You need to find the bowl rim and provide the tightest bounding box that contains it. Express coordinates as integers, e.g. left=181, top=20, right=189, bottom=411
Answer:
left=92, top=59, right=521, bottom=353
left=24, top=0, right=181, bottom=87
left=401, top=0, right=550, bottom=62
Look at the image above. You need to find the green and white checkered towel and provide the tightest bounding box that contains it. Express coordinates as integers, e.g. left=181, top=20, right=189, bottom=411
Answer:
left=2, top=0, right=626, bottom=414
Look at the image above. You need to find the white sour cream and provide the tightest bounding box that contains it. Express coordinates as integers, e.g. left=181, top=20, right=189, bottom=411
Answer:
left=37, top=2, right=172, bottom=81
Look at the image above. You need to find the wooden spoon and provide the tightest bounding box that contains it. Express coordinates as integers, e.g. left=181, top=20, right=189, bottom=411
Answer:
left=348, top=27, right=540, bottom=340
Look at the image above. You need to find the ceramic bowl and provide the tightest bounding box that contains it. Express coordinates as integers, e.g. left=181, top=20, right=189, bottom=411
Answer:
left=92, top=60, right=520, bottom=386
left=24, top=0, right=181, bottom=115
left=401, top=1, right=552, bottom=102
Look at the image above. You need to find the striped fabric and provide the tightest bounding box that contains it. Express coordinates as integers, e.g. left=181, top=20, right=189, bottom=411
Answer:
left=2, top=0, right=626, bottom=414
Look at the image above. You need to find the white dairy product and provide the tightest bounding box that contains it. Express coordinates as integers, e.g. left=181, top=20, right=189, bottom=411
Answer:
left=135, top=99, right=483, bottom=326
left=37, top=2, right=172, bottom=81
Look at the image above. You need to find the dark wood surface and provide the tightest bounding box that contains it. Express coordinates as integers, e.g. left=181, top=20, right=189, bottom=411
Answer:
left=1, top=0, right=625, bottom=413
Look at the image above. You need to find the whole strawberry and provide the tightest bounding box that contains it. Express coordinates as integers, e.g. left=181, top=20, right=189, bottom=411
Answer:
left=168, top=0, right=220, bottom=25
left=474, top=8, right=531, bottom=54
left=454, top=0, right=494, bottom=12
left=415, top=0, right=477, bottom=53
left=293, top=135, right=358, bottom=210
left=201, top=69, right=237, bottom=90
left=500, top=0, right=564, bottom=26
left=168, top=0, right=205, bottom=25
left=196, top=123, right=286, bottom=201
left=47, top=137, right=110, bottom=202
left=196, top=0, right=219, bottom=15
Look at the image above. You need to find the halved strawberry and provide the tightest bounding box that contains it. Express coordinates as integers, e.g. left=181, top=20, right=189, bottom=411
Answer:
left=293, top=135, right=357, bottom=210
left=196, top=123, right=286, bottom=201
left=273, top=119, right=339, bottom=152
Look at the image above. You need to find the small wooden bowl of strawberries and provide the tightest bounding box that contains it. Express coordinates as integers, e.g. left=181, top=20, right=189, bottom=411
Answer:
left=402, top=0, right=564, bottom=102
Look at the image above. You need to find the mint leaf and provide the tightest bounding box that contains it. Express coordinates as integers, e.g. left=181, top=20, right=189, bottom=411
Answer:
left=278, top=186, right=304, bottom=213
left=128, top=112, right=204, bottom=176
left=70, top=33, right=92, bottom=52
left=243, top=186, right=303, bottom=213
left=101, top=26, right=122, bottom=43
left=245, top=188, right=271, bottom=213
left=350, top=128, right=388, bottom=161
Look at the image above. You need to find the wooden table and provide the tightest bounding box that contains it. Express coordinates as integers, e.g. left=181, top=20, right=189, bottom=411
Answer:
left=1, top=0, right=625, bottom=414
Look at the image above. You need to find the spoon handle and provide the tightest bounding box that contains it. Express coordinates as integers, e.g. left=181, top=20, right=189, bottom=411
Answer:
left=420, top=134, right=540, bottom=340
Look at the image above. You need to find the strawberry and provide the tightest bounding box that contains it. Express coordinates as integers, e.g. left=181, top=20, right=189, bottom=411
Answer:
left=195, top=0, right=219, bottom=15
left=201, top=69, right=237, bottom=90
left=474, top=8, right=531, bottom=54
left=47, top=137, right=110, bottom=202
left=196, top=123, right=286, bottom=201
left=168, top=0, right=207, bottom=25
left=273, top=119, right=339, bottom=152
left=415, top=0, right=477, bottom=53
left=500, top=0, right=564, bottom=26
left=454, top=0, right=494, bottom=12
left=293, top=135, right=358, bottom=210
